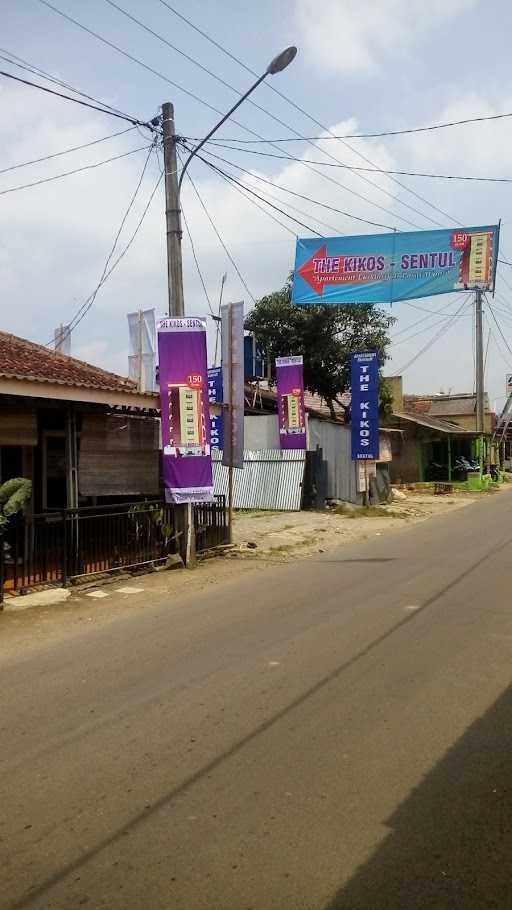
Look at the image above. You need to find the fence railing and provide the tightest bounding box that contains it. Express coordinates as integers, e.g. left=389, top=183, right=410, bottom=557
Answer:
left=1, top=496, right=228, bottom=601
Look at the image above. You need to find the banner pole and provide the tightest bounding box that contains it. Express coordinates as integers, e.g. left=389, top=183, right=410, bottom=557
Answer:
left=364, top=461, right=369, bottom=508
left=228, top=304, right=234, bottom=544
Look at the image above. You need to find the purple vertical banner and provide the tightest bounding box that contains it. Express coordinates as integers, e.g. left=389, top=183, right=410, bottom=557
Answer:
left=276, top=355, right=307, bottom=450
left=157, top=316, right=213, bottom=504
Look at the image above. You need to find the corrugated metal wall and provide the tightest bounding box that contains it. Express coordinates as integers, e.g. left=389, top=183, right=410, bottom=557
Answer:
left=308, top=419, right=359, bottom=503
left=212, top=450, right=305, bottom=511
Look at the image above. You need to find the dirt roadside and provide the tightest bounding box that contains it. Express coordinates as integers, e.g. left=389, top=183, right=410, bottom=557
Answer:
left=0, top=488, right=507, bottom=655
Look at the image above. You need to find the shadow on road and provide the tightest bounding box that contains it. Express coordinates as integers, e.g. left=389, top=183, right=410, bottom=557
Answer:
left=324, top=684, right=512, bottom=910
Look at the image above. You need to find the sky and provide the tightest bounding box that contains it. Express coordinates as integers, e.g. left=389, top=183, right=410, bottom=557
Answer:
left=2, top=0, right=512, bottom=409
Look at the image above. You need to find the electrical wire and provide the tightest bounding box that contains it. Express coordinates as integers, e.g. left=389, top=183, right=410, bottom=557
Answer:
left=155, top=0, right=460, bottom=228
left=0, top=68, right=153, bottom=129
left=0, top=144, right=152, bottom=197
left=197, top=110, right=512, bottom=142
left=484, top=314, right=512, bottom=369
left=38, top=0, right=429, bottom=231
left=395, top=297, right=469, bottom=373
left=104, top=0, right=450, bottom=230
left=203, top=142, right=512, bottom=184
left=180, top=202, right=215, bottom=317
left=210, top=165, right=298, bottom=238
left=46, top=143, right=159, bottom=345
left=181, top=166, right=256, bottom=303
left=0, top=47, right=148, bottom=127
left=486, top=297, right=512, bottom=360
left=191, top=153, right=324, bottom=237
left=183, top=142, right=398, bottom=231
left=392, top=295, right=470, bottom=338
left=0, top=126, right=136, bottom=176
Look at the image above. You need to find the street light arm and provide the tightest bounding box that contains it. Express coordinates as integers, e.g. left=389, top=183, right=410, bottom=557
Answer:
left=177, top=72, right=267, bottom=194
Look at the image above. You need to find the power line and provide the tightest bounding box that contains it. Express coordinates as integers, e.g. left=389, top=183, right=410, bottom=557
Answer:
left=181, top=202, right=215, bottom=316
left=0, top=126, right=136, bottom=176
left=392, top=296, right=470, bottom=338
left=184, top=142, right=398, bottom=231
left=182, top=167, right=256, bottom=304
left=104, top=0, right=446, bottom=229
left=199, top=111, right=512, bottom=142
left=0, top=68, right=153, bottom=129
left=396, top=297, right=469, bottom=373
left=38, top=0, right=429, bottom=231
left=0, top=47, right=146, bottom=126
left=203, top=142, right=512, bottom=184
left=155, top=0, right=458, bottom=228
left=486, top=297, right=512, bottom=360
left=192, top=153, right=325, bottom=238
left=48, top=146, right=162, bottom=344
left=0, top=144, right=152, bottom=197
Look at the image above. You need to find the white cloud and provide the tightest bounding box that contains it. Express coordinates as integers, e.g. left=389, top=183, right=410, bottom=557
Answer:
left=294, top=0, right=478, bottom=75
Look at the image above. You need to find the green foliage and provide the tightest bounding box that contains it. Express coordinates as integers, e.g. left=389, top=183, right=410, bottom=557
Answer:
left=0, top=478, right=32, bottom=529
left=244, top=276, right=395, bottom=414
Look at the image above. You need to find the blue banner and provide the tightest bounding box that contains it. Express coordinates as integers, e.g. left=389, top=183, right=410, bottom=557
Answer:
left=292, top=225, right=499, bottom=305
left=351, top=352, right=379, bottom=460
left=208, top=366, right=224, bottom=451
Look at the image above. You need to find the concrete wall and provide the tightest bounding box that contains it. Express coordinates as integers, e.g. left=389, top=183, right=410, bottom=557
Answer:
left=244, top=414, right=280, bottom=449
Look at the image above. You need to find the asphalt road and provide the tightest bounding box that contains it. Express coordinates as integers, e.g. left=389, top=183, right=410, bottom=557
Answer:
left=3, top=491, right=512, bottom=909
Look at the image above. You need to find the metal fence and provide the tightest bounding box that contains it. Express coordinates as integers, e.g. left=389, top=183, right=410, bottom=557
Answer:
left=1, top=496, right=228, bottom=601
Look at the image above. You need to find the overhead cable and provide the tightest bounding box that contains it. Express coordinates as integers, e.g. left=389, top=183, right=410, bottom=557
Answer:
left=38, top=0, right=430, bottom=231
left=0, top=144, right=152, bottom=197
left=0, top=68, right=154, bottom=129
left=185, top=143, right=398, bottom=231
left=0, top=126, right=136, bottom=175
left=155, top=0, right=458, bottom=227
left=396, top=297, right=469, bottom=373
left=203, top=142, right=512, bottom=184
left=0, top=46, right=145, bottom=125
left=181, top=166, right=256, bottom=303
left=48, top=145, right=161, bottom=344
left=199, top=112, right=512, bottom=142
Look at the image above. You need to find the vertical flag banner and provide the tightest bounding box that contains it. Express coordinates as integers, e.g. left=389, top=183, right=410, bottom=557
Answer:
left=208, top=366, right=224, bottom=451
left=275, top=356, right=307, bottom=450
left=292, top=225, right=500, bottom=305
left=221, top=302, right=244, bottom=469
left=351, top=352, right=379, bottom=460
left=157, top=316, right=213, bottom=503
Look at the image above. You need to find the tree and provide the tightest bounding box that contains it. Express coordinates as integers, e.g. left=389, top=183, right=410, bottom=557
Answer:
left=244, top=276, right=395, bottom=419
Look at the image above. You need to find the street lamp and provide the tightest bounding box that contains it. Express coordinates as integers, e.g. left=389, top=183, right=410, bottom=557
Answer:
left=177, top=46, right=297, bottom=194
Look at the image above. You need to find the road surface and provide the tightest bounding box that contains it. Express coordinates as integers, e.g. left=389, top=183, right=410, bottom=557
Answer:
left=2, top=490, right=512, bottom=909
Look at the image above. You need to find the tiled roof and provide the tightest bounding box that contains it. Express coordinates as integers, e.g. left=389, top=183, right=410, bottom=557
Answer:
left=403, top=392, right=491, bottom=418
left=0, top=331, right=138, bottom=395
left=391, top=411, right=479, bottom=435
left=245, top=383, right=346, bottom=422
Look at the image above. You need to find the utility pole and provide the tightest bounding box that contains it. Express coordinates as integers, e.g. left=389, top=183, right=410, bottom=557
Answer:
left=475, top=289, right=485, bottom=433
left=162, top=102, right=184, bottom=318
left=162, top=102, right=194, bottom=565
left=475, top=288, right=485, bottom=475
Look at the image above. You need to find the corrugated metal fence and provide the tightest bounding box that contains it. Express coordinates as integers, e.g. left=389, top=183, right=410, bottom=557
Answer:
left=212, top=450, right=306, bottom=510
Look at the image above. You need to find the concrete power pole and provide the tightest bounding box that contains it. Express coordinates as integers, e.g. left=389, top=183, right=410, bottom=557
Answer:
left=161, top=103, right=196, bottom=566
left=475, top=289, right=485, bottom=434
left=162, top=102, right=185, bottom=319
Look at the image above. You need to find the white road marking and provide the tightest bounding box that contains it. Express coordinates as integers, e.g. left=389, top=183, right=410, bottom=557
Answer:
left=268, top=661, right=281, bottom=667
left=115, top=586, right=144, bottom=594
left=404, top=604, right=420, bottom=611
left=86, top=590, right=110, bottom=599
